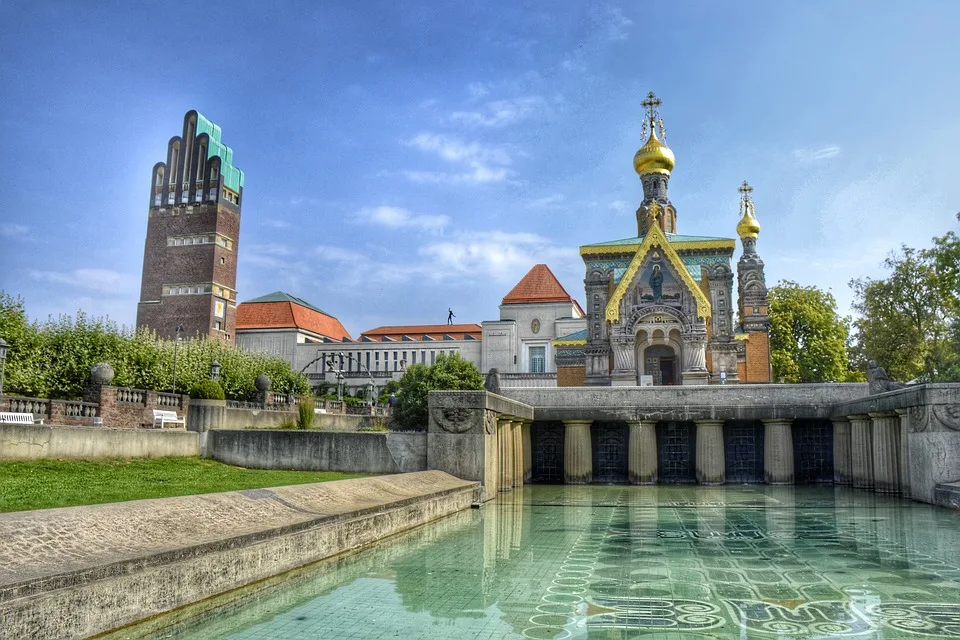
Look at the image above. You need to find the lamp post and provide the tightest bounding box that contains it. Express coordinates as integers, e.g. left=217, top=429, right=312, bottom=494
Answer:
left=211, top=360, right=221, bottom=382
left=171, top=323, right=184, bottom=394
left=0, top=338, right=9, bottom=397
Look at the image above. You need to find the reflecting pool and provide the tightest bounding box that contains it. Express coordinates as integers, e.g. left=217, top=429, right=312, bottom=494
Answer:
left=114, top=486, right=960, bottom=639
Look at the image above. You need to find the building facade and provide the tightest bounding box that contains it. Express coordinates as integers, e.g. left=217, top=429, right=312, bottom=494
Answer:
left=560, top=93, right=771, bottom=385
left=136, top=110, right=244, bottom=342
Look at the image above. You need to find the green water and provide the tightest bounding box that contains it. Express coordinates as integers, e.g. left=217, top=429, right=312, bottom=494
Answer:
left=120, top=486, right=960, bottom=639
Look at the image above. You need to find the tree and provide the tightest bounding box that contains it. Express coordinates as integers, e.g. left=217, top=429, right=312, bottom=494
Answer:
left=392, top=353, right=484, bottom=429
left=768, top=281, right=863, bottom=383
left=850, top=215, right=960, bottom=382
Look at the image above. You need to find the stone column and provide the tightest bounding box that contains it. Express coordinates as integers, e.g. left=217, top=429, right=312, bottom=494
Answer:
left=870, top=411, right=900, bottom=494
left=563, top=420, right=593, bottom=484
left=498, top=417, right=514, bottom=491
left=848, top=414, right=873, bottom=490
left=695, top=420, right=725, bottom=485
left=762, top=419, right=794, bottom=485
left=894, top=408, right=911, bottom=498
left=831, top=417, right=852, bottom=485
left=627, top=420, right=658, bottom=484
left=521, top=420, right=533, bottom=483
left=513, top=419, right=523, bottom=488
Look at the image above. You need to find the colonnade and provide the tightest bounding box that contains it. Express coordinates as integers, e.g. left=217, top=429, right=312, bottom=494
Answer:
left=559, top=418, right=796, bottom=485
left=496, top=417, right=532, bottom=493
left=830, top=409, right=911, bottom=495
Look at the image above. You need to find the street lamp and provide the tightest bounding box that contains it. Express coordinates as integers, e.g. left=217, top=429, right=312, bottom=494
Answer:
left=211, top=360, right=221, bottom=382
left=0, top=338, right=9, bottom=397
left=172, top=323, right=184, bottom=394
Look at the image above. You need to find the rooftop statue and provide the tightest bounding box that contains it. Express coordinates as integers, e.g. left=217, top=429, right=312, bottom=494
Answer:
left=867, top=360, right=907, bottom=394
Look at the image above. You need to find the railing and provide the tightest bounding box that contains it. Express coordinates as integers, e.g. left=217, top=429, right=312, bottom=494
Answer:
left=226, top=400, right=296, bottom=412
left=116, top=388, right=146, bottom=404
left=5, top=396, right=50, bottom=416
left=61, top=401, right=98, bottom=418
left=499, top=373, right=558, bottom=388
left=156, top=393, right=182, bottom=408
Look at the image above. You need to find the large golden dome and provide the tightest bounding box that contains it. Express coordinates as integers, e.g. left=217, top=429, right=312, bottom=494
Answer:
left=737, top=203, right=761, bottom=239
left=633, top=127, right=675, bottom=176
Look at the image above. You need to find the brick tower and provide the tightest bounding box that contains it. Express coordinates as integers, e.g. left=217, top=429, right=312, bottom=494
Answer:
left=136, top=110, right=244, bottom=343
left=735, top=181, right=772, bottom=382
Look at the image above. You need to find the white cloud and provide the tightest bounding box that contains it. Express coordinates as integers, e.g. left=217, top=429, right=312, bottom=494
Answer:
left=315, top=245, right=366, bottom=263
left=467, top=82, right=490, bottom=101
left=28, top=268, right=138, bottom=294
left=608, top=200, right=633, bottom=215
left=528, top=194, right=566, bottom=209
left=0, top=223, right=28, bottom=238
left=403, top=133, right=514, bottom=185
left=793, top=145, right=841, bottom=162
left=248, top=243, right=294, bottom=256
left=450, top=96, right=549, bottom=128
left=601, top=6, right=632, bottom=41
left=354, top=206, right=450, bottom=233
left=419, top=231, right=576, bottom=281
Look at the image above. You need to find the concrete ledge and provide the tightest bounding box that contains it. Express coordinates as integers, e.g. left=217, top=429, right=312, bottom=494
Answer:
left=934, top=481, right=960, bottom=510
left=0, top=471, right=477, bottom=640
left=0, top=423, right=199, bottom=460
left=501, top=383, right=869, bottom=422
left=207, top=430, right=427, bottom=473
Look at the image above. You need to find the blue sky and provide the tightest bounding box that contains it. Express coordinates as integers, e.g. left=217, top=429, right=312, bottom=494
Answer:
left=1, top=1, right=959, bottom=336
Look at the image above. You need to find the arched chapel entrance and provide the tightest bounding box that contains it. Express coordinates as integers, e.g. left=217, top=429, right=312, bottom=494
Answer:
left=642, top=344, right=678, bottom=386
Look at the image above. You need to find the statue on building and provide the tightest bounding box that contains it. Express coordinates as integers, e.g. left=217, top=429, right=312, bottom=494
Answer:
left=867, top=360, right=907, bottom=394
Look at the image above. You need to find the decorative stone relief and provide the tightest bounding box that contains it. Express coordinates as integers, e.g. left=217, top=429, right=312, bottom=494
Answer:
left=484, top=410, right=497, bottom=435
left=431, top=407, right=481, bottom=434
left=909, top=405, right=928, bottom=432
left=932, top=404, right=960, bottom=431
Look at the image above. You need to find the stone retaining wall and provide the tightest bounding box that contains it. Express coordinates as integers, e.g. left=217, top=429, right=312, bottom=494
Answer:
left=0, top=423, right=199, bottom=460
left=0, top=472, right=477, bottom=640
left=206, top=430, right=426, bottom=473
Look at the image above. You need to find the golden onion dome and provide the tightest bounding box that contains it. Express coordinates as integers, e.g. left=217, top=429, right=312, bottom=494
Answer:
left=737, top=204, right=761, bottom=239
left=633, top=126, right=675, bottom=176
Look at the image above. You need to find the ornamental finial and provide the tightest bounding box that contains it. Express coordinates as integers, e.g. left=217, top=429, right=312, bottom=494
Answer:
left=641, top=91, right=666, bottom=140
left=736, top=180, right=760, bottom=240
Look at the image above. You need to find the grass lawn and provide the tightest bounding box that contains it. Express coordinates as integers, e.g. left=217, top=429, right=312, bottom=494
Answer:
left=0, top=457, right=369, bottom=513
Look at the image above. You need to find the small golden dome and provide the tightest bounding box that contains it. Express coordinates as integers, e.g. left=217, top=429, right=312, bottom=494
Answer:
left=737, top=204, right=761, bottom=239
left=633, top=127, right=675, bottom=176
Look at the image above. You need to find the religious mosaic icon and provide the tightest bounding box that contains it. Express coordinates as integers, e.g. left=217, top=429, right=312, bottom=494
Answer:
left=531, top=318, right=541, bottom=334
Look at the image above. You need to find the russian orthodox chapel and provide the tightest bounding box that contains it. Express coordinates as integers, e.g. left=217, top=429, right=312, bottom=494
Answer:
left=565, top=93, right=772, bottom=385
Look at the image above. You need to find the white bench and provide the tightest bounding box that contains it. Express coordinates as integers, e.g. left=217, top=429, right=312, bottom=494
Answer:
left=0, top=412, right=43, bottom=425
left=152, top=409, right=185, bottom=429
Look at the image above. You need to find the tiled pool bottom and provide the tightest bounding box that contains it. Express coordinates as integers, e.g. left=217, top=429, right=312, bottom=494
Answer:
left=122, top=486, right=960, bottom=639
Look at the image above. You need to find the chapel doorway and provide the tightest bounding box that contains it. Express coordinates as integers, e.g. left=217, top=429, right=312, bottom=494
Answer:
left=644, top=345, right=677, bottom=386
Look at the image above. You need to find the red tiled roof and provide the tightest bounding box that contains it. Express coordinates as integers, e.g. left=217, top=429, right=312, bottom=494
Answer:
left=360, top=324, right=483, bottom=341
left=237, top=301, right=352, bottom=341
left=502, top=264, right=583, bottom=312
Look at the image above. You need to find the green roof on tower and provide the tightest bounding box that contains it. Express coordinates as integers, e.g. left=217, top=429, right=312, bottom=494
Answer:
left=195, top=112, right=244, bottom=193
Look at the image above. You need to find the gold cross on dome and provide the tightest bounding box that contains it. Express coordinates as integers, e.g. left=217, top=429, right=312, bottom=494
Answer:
left=738, top=180, right=753, bottom=198
left=641, top=91, right=662, bottom=124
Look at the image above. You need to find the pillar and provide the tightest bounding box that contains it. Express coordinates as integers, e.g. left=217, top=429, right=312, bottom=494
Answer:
left=627, top=420, right=658, bottom=484
left=848, top=414, right=873, bottom=490
left=831, top=417, right=852, bottom=485
left=521, top=420, right=532, bottom=483
left=563, top=420, right=593, bottom=484
left=498, top=417, right=514, bottom=491
left=695, top=420, right=725, bottom=485
left=762, top=419, right=794, bottom=485
left=513, top=419, right=523, bottom=488
left=869, top=411, right=900, bottom=494
left=895, top=408, right=911, bottom=498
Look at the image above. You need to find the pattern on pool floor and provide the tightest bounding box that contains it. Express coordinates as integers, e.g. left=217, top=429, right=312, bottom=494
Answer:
left=113, top=486, right=960, bottom=640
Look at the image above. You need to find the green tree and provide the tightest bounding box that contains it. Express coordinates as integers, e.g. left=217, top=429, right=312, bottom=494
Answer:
left=392, top=353, right=484, bottom=430
left=769, top=281, right=862, bottom=383
left=850, top=215, right=960, bottom=382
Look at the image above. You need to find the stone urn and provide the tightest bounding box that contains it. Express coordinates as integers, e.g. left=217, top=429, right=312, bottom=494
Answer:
left=254, top=374, right=271, bottom=392
left=90, top=362, right=115, bottom=386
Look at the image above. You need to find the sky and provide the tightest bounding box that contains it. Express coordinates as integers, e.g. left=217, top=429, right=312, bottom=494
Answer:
left=1, top=1, right=959, bottom=337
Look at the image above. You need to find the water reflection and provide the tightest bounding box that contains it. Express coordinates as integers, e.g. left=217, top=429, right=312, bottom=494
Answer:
left=110, top=486, right=960, bottom=639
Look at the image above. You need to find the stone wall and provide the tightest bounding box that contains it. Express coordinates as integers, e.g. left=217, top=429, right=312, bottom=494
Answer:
left=206, top=430, right=426, bottom=473
left=0, top=472, right=476, bottom=639
left=84, top=385, right=189, bottom=429
left=0, top=424, right=199, bottom=460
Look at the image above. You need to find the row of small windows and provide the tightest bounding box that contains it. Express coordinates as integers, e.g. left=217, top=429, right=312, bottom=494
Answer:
left=156, top=188, right=219, bottom=206
left=167, top=233, right=234, bottom=250
left=162, top=283, right=235, bottom=301
left=317, top=349, right=458, bottom=374
left=222, top=189, right=239, bottom=204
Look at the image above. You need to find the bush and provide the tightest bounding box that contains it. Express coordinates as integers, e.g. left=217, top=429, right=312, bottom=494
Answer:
left=190, top=379, right=225, bottom=400
left=392, top=353, right=484, bottom=430
left=297, top=398, right=314, bottom=430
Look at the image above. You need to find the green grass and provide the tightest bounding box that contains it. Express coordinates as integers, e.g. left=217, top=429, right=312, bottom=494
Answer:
left=0, top=457, right=368, bottom=513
